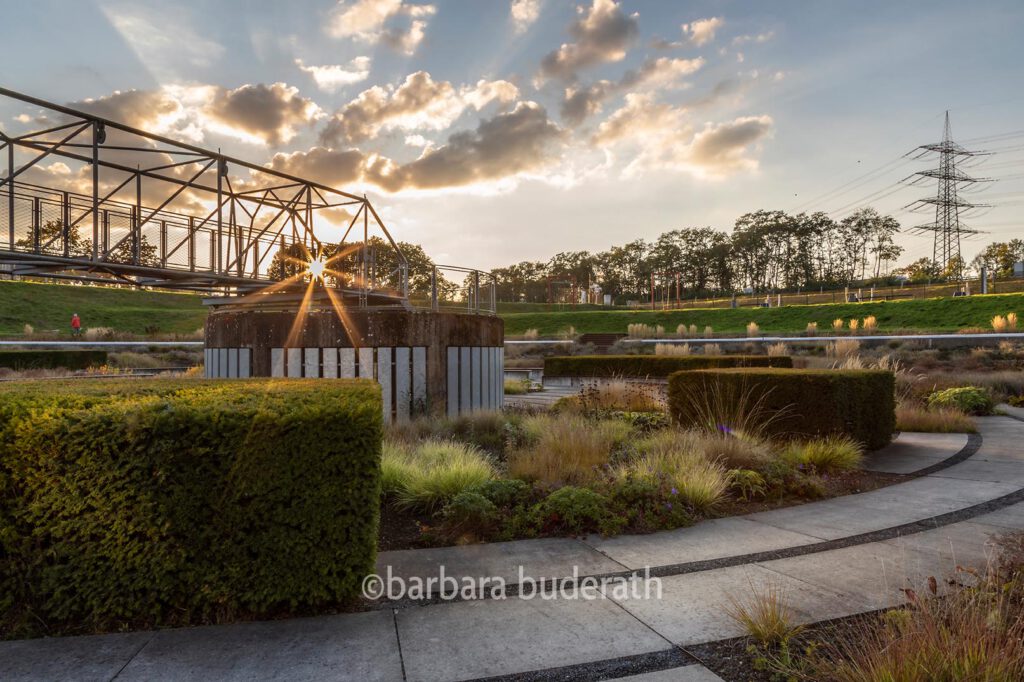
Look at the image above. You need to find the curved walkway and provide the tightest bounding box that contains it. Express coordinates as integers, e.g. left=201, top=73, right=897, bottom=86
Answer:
left=3, top=418, right=1023, bottom=682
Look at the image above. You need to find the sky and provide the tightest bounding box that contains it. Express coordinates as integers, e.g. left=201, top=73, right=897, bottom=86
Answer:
left=1, top=0, right=1022, bottom=271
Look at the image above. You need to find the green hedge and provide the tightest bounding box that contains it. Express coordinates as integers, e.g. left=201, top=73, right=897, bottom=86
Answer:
left=544, top=354, right=793, bottom=378
left=0, top=378, right=382, bottom=637
left=668, top=368, right=895, bottom=450
left=0, top=349, right=108, bottom=370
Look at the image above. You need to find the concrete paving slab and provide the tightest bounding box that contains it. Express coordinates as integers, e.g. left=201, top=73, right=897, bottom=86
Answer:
left=397, top=593, right=669, bottom=682
left=746, top=475, right=1020, bottom=540
left=974, top=501, right=1024, bottom=529
left=610, top=664, right=725, bottom=681
left=610, top=564, right=867, bottom=647
left=0, top=631, right=152, bottom=682
left=378, top=537, right=625, bottom=588
left=863, top=432, right=968, bottom=474
left=115, top=610, right=402, bottom=682
left=588, top=517, right=821, bottom=570
left=971, top=417, right=1024, bottom=462
left=930, top=458, right=1024, bottom=485
left=882, top=521, right=1003, bottom=568
left=999, top=404, right=1024, bottom=422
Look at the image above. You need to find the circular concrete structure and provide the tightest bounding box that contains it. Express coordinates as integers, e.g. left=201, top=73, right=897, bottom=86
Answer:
left=204, top=291, right=504, bottom=421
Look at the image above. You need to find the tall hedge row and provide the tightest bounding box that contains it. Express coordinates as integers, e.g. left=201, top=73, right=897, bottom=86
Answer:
left=544, top=354, right=793, bottom=378
left=668, top=368, right=896, bottom=450
left=0, top=349, right=108, bottom=370
left=0, top=378, right=382, bottom=637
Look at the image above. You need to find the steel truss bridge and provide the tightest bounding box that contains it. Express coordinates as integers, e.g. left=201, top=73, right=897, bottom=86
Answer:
left=0, top=87, right=423, bottom=300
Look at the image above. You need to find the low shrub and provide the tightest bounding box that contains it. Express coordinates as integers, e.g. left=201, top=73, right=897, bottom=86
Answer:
left=927, top=386, right=995, bottom=416
left=0, top=349, right=108, bottom=370
left=728, top=469, right=767, bottom=500
left=543, top=354, right=793, bottom=378
left=668, top=368, right=896, bottom=450
left=781, top=435, right=864, bottom=473
left=0, top=379, right=382, bottom=637
left=470, top=478, right=532, bottom=508
left=443, top=491, right=498, bottom=535
left=604, top=475, right=694, bottom=531
left=529, top=486, right=621, bottom=535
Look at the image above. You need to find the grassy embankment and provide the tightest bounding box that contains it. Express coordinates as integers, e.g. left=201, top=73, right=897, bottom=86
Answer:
left=502, top=292, right=1024, bottom=336
left=0, top=280, right=207, bottom=336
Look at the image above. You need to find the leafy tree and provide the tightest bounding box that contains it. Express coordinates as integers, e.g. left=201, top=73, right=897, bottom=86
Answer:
left=15, top=219, right=92, bottom=257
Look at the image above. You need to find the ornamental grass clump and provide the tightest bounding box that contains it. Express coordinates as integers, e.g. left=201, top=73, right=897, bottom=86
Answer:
left=862, top=315, right=878, bottom=332
left=806, top=321, right=818, bottom=335
left=618, top=433, right=729, bottom=513
left=993, top=315, right=1009, bottom=332
left=781, top=435, right=863, bottom=473
left=746, top=321, right=761, bottom=337
left=895, top=403, right=976, bottom=433
left=509, top=415, right=630, bottom=486
left=832, top=318, right=844, bottom=331
left=655, top=342, right=691, bottom=356
left=384, top=438, right=496, bottom=511
left=725, top=581, right=804, bottom=648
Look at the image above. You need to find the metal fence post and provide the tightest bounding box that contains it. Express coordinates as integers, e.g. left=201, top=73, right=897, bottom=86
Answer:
left=473, top=270, right=480, bottom=313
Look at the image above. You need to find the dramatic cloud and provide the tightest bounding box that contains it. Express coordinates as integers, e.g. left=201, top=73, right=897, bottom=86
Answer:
left=681, top=17, right=724, bottom=46
left=687, top=115, right=774, bottom=173
left=537, top=0, right=639, bottom=82
left=295, top=57, right=372, bottom=92
left=271, top=102, right=564, bottom=193
left=202, top=83, right=323, bottom=146
left=560, top=56, right=704, bottom=125
left=594, top=93, right=773, bottom=178
left=511, top=0, right=542, bottom=34
left=320, top=71, right=519, bottom=144
left=70, top=84, right=321, bottom=147
left=327, top=0, right=436, bottom=54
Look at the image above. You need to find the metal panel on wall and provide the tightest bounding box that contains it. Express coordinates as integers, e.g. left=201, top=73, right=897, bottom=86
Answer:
left=459, top=346, right=471, bottom=414
left=413, top=346, right=427, bottom=414
left=227, top=349, right=239, bottom=378
left=447, top=346, right=459, bottom=417
left=304, top=348, right=319, bottom=378
left=339, top=347, right=355, bottom=378
left=357, top=347, right=373, bottom=378
left=286, top=348, right=302, bottom=377
left=394, top=347, right=411, bottom=422
left=322, top=348, right=338, bottom=378
left=239, top=348, right=251, bottom=378
left=271, top=348, right=284, bottom=377
left=377, top=347, right=392, bottom=424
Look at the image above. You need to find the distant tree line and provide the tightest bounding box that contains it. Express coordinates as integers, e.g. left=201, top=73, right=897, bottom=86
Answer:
left=493, top=208, right=907, bottom=303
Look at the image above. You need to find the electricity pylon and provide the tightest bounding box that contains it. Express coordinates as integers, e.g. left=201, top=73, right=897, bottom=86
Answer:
left=903, top=111, right=991, bottom=281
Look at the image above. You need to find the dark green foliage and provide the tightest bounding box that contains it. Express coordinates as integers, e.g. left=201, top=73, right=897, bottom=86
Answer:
left=668, top=368, right=896, bottom=450
left=0, top=379, right=382, bottom=637
left=528, top=486, right=622, bottom=535
left=543, top=354, right=792, bottom=378
left=927, top=386, right=995, bottom=416
left=0, top=349, right=108, bottom=370
left=604, top=476, right=694, bottom=532
left=470, top=478, right=532, bottom=508
left=443, top=492, right=498, bottom=534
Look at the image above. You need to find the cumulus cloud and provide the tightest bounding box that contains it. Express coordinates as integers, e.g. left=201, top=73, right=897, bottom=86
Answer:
left=561, top=56, right=704, bottom=125
left=295, top=56, right=372, bottom=92
left=733, top=31, right=774, bottom=45
left=320, top=71, right=519, bottom=145
left=327, top=0, right=435, bottom=54
left=272, top=102, right=564, bottom=192
left=511, top=0, right=542, bottom=34
left=594, top=93, right=772, bottom=178
left=537, top=0, right=639, bottom=83
left=681, top=17, right=723, bottom=46
left=71, top=84, right=322, bottom=147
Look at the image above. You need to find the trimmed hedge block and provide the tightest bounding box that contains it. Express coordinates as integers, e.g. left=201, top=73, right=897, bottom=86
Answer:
left=544, top=354, right=793, bottom=378
left=0, top=378, right=382, bottom=636
left=0, top=349, right=108, bottom=370
left=668, top=368, right=895, bottom=450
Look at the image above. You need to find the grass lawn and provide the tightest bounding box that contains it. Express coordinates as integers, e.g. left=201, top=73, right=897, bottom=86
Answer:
left=501, top=292, right=1024, bottom=336
left=0, top=280, right=208, bottom=336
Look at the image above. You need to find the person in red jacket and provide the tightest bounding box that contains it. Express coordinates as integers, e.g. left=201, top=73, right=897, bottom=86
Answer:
left=71, top=313, right=82, bottom=337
